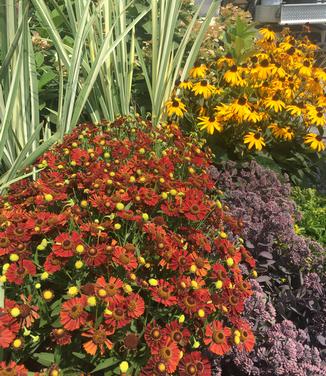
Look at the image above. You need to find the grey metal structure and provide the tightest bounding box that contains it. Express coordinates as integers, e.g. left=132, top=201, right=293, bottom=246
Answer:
left=254, top=1, right=326, bottom=47
left=255, top=1, right=326, bottom=25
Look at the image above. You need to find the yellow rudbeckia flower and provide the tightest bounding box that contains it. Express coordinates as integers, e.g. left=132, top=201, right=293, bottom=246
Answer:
left=263, top=96, right=285, bottom=112
left=189, top=62, right=207, bottom=79
left=259, top=28, right=276, bottom=42
left=223, top=65, right=245, bottom=86
left=166, top=97, right=187, bottom=118
left=304, top=133, right=325, bottom=152
left=192, top=80, right=215, bottom=100
left=243, top=132, right=266, bottom=151
left=197, top=116, right=223, bottom=135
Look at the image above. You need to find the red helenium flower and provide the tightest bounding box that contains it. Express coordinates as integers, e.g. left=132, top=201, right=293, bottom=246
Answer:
left=60, top=296, right=88, bottom=331
left=204, top=320, right=232, bottom=355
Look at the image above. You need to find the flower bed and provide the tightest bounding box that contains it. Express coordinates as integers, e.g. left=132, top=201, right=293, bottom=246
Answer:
left=0, top=117, right=256, bottom=375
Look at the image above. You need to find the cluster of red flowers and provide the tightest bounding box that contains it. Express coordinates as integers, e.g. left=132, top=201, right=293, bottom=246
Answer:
left=0, top=117, right=255, bottom=375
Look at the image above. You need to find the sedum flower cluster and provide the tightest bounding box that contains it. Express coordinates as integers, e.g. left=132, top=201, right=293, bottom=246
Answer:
left=232, top=318, right=326, bottom=376
left=210, top=161, right=326, bottom=369
left=0, top=117, right=256, bottom=375
left=166, top=28, right=326, bottom=154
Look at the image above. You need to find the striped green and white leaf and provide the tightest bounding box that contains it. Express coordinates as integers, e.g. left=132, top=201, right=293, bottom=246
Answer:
left=136, top=0, right=221, bottom=125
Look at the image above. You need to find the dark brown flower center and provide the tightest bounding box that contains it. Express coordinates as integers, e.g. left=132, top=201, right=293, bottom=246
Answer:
left=287, top=47, right=295, bottom=55
left=55, top=328, right=65, bottom=337
left=62, top=239, right=72, bottom=249
left=160, top=347, right=172, bottom=360
left=0, top=237, right=9, bottom=247
left=152, top=329, right=161, bottom=339
left=114, top=308, right=124, bottom=319
left=158, top=287, right=171, bottom=299
left=200, top=80, right=208, bottom=87
left=69, top=304, right=83, bottom=319
left=0, top=367, right=15, bottom=376
left=195, top=257, right=205, bottom=268
left=88, top=248, right=97, bottom=256
left=185, top=296, right=196, bottom=307
left=106, top=284, right=117, bottom=296
left=190, top=204, right=200, bottom=214
left=92, top=329, right=106, bottom=345
left=213, top=330, right=225, bottom=344
left=173, top=332, right=182, bottom=342
left=238, top=97, right=247, bottom=105
left=119, top=253, right=130, bottom=264
left=197, top=362, right=204, bottom=371
left=254, top=133, right=261, bottom=140
left=230, top=65, right=237, bottom=72
left=17, top=267, right=26, bottom=275
left=124, top=333, right=139, bottom=349
left=20, top=304, right=31, bottom=318
left=187, top=364, right=197, bottom=375
left=14, top=228, right=24, bottom=236
left=217, top=270, right=226, bottom=280
left=172, top=100, right=180, bottom=108
left=229, top=295, right=239, bottom=305
left=260, top=59, right=269, bottom=67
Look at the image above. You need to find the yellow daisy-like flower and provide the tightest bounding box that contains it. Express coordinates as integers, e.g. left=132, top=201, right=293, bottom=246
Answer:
left=189, top=62, right=207, bottom=79
left=306, top=105, right=326, bottom=127
left=313, top=68, right=326, bottom=82
left=297, top=60, right=313, bottom=77
left=243, top=132, right=266, bottom=151
left=269, top=123, right=294, bottom=141
left=286, top=105, right=303, bottom=117
left=197, top=116, right=223, bottom=135
left=304, top=133, right=325, bottom=152
left=166, top=97, right=187, bottom=118
left=223, top=65, right=245, bottom=86
left=179, top=80, right=193, bottom=90
left=231, top=97, right=252, bottom=121
left=216, top=55, right=235, bottom=68
left=259, top=28, right=276, bottom=42
left=252, top=59, right=273, bottom=80
left=215, top=103, right=234, bottom=121
left=316, top=96, right=326, bottom=107
left=192, top=80, right=215, bottom=100
left=270, top=62, right=287, bottom=78
left=280, top=76, right=300, bottom=99
left=263, top=96, right=286, bottom=112
left=247, top=111, right=263, bottom=123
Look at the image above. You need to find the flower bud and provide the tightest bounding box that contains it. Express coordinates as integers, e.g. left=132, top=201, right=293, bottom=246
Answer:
left=226, top=257, right=234, bottom=267
left=148, top=278, right=158, bottom=286
left=87, top=296, right=97, bottom=306
left=119, top=361, right=129, bottom=373
left=10, top=307, right=21, bottom=317
left=178, top=314, right=185, bottom=324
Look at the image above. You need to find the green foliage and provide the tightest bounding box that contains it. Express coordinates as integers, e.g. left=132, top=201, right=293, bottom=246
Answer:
left=221, top=16, right=257, bottom=63
left=136, top=0, right=221, bottom=125
left=292, top=187, right=326, bottom=245
left=0, top=0, right=149, bottom=191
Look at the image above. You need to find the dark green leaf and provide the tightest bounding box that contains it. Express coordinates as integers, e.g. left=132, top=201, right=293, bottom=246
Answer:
left=33, top=352, right=54, bottom=367
left=91, top=358, right=119, bottom=373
